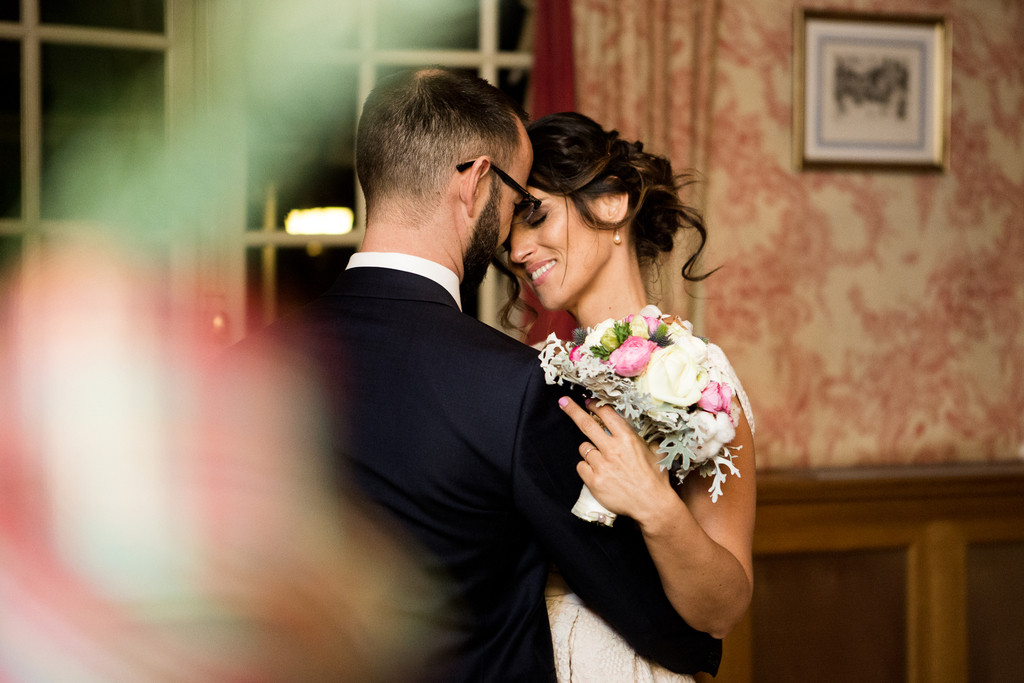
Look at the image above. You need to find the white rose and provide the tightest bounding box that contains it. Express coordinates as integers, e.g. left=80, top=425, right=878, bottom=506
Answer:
left=691, top=410, right=737, bottom=460
left=583, top=318, right=616, bottom=350
left=638, top=304, right=664, bottom=319
left=667, top=319, right=693, bottom=337
left=667, top=321, right=708, bottom=365
left=635, top=343, right=710, bottom=407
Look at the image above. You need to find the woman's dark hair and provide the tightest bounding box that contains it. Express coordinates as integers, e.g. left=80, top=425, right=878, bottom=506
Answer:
left=497, top=111, right=714, bottom=330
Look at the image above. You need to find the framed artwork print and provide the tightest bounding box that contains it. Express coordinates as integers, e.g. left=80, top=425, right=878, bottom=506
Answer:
left=793, top=10, right=950, bottom=171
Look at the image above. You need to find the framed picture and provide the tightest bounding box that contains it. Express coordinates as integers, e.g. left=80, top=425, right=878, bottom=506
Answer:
left=793, top=10, right=950, bottom=171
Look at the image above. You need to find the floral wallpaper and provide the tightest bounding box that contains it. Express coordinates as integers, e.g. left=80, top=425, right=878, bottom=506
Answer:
left=572, top=0, right=720, bottom=328
left=574, top=0, right=1024, bottom=468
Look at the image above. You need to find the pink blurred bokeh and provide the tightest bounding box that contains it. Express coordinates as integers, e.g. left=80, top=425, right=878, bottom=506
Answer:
left=0, top=243, right=435, bottom=683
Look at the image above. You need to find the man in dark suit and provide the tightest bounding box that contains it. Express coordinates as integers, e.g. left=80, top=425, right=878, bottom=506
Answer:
left=249, top=69, right=720, bottom=682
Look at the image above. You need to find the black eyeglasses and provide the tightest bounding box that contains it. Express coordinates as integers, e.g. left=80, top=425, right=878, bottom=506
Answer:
left=456, top=160, right=541, bottom=223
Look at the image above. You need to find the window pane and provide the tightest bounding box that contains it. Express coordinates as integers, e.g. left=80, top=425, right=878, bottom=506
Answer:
left=0, top=0, right=18, bottom=22
left=0, top=40, right=20, bottom=218
left=499, top=0, right=529, bottom=52
left=245, top=245, right=355, bottom=333
left=376, top=0, right=478, bottom=50
left=244, top=0, right=360, bottom=57
left=499, top=68, right=529, bottom=110
left=40, top=0, right=164, bottom=33
left=246, top=66, right=359, bottom=230
left=41, top=45, right=165, bottom=221
left=0, top=233, right=20, bottom=277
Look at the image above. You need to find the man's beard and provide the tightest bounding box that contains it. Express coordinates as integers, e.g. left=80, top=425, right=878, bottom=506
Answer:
left=461, top=182, right=502, bottom=296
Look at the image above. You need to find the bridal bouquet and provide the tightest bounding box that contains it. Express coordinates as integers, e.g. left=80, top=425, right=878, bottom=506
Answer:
left=539, top=306, right=741, bottom=526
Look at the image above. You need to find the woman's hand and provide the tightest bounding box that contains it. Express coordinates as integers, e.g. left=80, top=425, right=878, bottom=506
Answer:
left=558, top=398, right=677, bottom=525
left=558, top=394, right=757, bottom=639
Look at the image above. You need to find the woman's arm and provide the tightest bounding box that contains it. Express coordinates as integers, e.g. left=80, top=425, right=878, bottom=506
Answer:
left=561, top=398, right=756, bottom=639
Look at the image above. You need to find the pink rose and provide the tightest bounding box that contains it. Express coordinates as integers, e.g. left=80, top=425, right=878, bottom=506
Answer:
left=697, top=380, right=733, bottom=415
left=569, top=345, right=584, bottom=363
left=608, top=336, right=657, bottom=377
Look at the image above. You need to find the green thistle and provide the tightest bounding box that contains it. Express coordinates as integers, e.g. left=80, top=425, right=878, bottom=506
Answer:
left=649, top=322, right=673, bottom=348
left=572, top=327, right=588, bottom=345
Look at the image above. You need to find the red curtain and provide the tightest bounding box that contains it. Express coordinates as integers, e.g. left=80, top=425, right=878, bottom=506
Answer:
left=525, top=0, right=579, bottom=345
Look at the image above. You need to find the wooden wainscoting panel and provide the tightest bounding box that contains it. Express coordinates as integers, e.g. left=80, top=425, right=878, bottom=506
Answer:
left=966, top=540, right=1024, bottom=683
left=729, top=464, right=1024, bottom=683
left=750, top=548, right=908, bottom=683
left=696, top=609, right=751, bottom=683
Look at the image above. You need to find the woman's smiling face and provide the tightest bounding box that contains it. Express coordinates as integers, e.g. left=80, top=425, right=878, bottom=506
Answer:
left=508, top=188, right=614, bottom=316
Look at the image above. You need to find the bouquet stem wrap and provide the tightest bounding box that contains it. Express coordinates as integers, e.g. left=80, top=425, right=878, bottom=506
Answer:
left=571, top=485, right=617, bottom=527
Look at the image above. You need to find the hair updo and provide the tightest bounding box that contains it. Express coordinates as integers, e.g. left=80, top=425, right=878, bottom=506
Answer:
left=497, top=111, right=713, bottom=330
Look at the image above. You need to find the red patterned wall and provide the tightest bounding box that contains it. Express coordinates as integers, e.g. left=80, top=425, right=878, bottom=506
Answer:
left=574, top=0, right=1024, bottom=468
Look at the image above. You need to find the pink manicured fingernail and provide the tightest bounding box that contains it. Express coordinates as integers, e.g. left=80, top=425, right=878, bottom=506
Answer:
left=584, top=398, right=592, bottom=406
left=558, top=397, right=569, bottom=408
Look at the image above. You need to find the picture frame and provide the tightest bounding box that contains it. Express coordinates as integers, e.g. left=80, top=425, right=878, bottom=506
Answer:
left=793, top=9, right=951, bottom=171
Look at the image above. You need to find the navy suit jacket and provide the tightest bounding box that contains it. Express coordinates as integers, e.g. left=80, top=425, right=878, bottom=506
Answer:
left=244, top=266, right=721, bottom=682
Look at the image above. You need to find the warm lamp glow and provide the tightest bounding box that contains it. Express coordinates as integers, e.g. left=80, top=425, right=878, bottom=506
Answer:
left=284, top=207, right=354, bottom=235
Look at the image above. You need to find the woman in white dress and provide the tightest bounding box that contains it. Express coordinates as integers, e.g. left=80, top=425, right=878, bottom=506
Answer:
left=500, top=112, right=757, bottom=683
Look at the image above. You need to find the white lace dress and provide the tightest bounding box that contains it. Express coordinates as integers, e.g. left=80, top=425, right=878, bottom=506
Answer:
left=544, top=343, right=755, bottom=683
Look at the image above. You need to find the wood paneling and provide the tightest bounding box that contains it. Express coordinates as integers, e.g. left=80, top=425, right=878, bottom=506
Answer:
left=967, top=541, right=1024, bottom=683
left=752, top=549, right=907, bottom=683
left=711, top=464, right=1024, bottom=683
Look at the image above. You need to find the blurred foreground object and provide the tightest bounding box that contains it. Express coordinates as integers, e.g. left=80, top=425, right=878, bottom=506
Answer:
left=0, top=243, right=436, bottom=683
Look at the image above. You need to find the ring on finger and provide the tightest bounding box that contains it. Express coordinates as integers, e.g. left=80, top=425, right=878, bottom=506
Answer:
left=582, top=446, right=597, bottom=459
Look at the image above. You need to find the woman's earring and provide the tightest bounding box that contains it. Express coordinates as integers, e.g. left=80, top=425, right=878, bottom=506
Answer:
left=613, top=230, right=622, bottom=245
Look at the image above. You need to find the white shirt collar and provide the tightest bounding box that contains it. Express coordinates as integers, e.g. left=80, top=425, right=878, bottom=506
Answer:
left=346, top=252, right=462, bottom=311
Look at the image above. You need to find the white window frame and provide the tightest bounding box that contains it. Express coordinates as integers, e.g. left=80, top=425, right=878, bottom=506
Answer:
left=0, top=0, right=198, bottom=325
left=230, top=0, right=532, bottom=339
